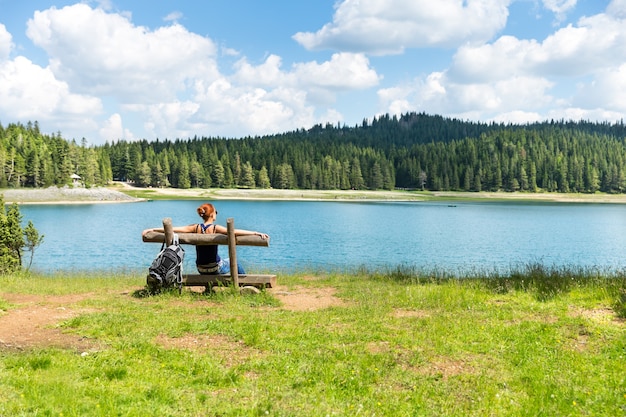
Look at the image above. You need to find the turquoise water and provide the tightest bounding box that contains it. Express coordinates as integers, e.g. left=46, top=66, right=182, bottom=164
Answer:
left=19, top=199, right=626, bottom=274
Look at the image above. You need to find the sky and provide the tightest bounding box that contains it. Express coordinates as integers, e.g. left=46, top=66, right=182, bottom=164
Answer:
left=0, top=0, right=625, bottom=145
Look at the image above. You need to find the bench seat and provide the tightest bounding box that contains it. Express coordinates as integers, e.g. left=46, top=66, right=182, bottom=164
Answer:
left=183, top=274, right=276, bottom=289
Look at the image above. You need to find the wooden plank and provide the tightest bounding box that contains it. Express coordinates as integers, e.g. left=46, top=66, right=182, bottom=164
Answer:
left=227, top=218, right=239, bottom=288
left=142, top=231, right=269, bottom=247
left=163, top=218, right=174, bottom=245
left=183, top=274, right=277, bottom=288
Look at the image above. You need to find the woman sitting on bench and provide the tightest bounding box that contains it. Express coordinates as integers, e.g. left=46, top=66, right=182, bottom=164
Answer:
left=142, top=203, right=269, bottom=275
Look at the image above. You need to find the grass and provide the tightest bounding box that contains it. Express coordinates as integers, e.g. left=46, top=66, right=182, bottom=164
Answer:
left=0, top=267, right=625, bottom=416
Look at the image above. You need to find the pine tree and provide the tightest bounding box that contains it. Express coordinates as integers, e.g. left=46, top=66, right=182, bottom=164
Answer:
left=0, top=195, right=41, bottom=273
left=23, top=221, right=44, bottom=271
left=241, top=161, right=255, bottom=188
left=257, top=166, right=271, bottom=189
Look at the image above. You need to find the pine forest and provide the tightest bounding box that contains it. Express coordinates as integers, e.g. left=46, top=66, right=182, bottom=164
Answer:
left=2, top=113, right=626, bottom=194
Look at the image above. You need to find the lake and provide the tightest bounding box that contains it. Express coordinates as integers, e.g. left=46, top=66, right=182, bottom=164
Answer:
left=18, top=199, right=626, bottom=275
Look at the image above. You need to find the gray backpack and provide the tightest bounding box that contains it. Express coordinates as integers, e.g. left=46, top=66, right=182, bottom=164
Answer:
left=147, top=234, right=185, bottom=292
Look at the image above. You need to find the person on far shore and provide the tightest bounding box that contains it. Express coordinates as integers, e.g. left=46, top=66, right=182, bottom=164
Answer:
left=142, top=203, right=269, bottom=274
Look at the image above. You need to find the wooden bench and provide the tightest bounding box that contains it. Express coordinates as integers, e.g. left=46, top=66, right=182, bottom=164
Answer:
left=142, top=217, right=276, bottom=292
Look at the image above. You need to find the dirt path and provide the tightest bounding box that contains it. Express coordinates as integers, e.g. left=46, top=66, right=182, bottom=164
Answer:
left=0, top=293, right=102, bottom=351
left=0, top=286, right=345, bottom=351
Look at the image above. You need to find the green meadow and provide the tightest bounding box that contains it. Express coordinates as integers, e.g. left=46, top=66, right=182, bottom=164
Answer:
left=0, top=266, right=625, bottom=416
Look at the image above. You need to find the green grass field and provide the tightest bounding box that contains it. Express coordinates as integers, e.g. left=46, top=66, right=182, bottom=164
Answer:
left=1, top=266, right=625, bottom=416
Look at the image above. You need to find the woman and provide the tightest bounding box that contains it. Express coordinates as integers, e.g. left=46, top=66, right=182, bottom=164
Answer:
left=142, top=203, right=269, bottom=274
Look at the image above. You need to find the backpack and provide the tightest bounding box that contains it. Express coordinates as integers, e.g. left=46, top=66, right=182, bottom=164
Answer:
left=147, top=234, right=185, bottom=292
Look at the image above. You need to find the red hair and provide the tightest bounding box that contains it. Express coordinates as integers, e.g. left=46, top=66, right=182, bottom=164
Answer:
left=197, top=203, right=215, bottom=221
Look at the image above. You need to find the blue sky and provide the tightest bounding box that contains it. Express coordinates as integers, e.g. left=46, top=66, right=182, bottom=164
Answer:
left=0, top=0, right=624, bottom=145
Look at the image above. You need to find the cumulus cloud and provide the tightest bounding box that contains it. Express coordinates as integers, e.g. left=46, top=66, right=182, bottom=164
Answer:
left=0, top=22, right=102, bottom=139
left=378, top=4, right=626, bottom=125
left=449, top=12, right=626, bottom=83
left=574, top=64, right=626, bottom=112
left=163, top=11, right=183, bottom=23
left=188, top=78, right=318, bottom=137
left=0, top=56, right=102, bottom=123
left=2, top=1, right=625, bottom=144
left=542, top=0, right=577, bottom=21
left=25, top=4, right=383, bottom=140
left=234, top=52, right=380, bottom=92
left=186, top=52, right=380, bottom=135
left=3, top=3, right=381, bottom=142
left=607, top=0, right=626, bottom=18
left=26, top=4, right=219, bottom=101
left=99, top=113, right=135, bottom=142
left=294, top=0, right=511, bottom=54
left=379, top=72, right=554, bottom=120
left=233, top=55, right=293, bottom=87
left=0, top=24, right=12, bottom=60
left=135, top=50, right=381, bottom=139
left=293, top=53, right=381, bottom=89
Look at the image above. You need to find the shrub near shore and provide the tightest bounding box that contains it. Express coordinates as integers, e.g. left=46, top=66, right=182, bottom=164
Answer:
left=0, top=266, right=624, bottom=416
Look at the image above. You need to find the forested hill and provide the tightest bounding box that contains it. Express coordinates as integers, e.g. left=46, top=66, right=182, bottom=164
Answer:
left=2, top=113, right=626, bottom=193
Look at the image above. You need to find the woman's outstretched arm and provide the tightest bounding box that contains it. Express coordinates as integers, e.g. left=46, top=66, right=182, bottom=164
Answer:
left=213, top=224, right=268, bottom=240
left=141, top=224, right=197, bottom=237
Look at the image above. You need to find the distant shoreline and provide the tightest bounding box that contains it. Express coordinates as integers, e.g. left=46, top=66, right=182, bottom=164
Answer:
left=109, top=183, right=626, bottom=204
left=4, top=184, right=626, bottom=204
left=1, top=186, right=142, bottom=205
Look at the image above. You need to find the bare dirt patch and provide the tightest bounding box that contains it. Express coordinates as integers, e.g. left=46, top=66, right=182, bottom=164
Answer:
left=271, top=286, right=348, bottom=311
left=391, top=308, right=432, bottom=319
left=419, top=357, right=477, bottom=379
left=0, top=293, right=101, bottom=351
left=0, top=286, right=346, bottom=351
left=568, top=306, right=624, bottom=325
left=155, top=334, right=262, bottom=367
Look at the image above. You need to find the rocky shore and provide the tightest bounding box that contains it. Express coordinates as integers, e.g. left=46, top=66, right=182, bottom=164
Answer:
left=4, top=184, right=626, bottom=204
left=1, top=186, right=142, bottom=204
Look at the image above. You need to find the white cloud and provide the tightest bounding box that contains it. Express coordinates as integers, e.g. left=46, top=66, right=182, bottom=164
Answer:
left=379, top=72, right=554, bottom=118
left=193, top=52, right=381, bottom=135
left=9, top=3, right=381, bottom=142
left=3, top=0, right=623, bottom=144
left=394, top=6, right=626, bottom=124
left=450, top=12, right=626, bottom=83
left=99, top=113, right=135, bottom=142
left=574, top=64, right=626, bottom=112
left=607, top=0, right=626, bottom=18
left=0, top=56, right=102, bottom=123
left=143, top=100, right=202, bottom=139
left=491, top=110, right=543, bottom=124
left=234, top=52, right=380, bottom=92
left=294, top=53, right=381, bottom=89
left=164, top=11, right=183, bottom=23
left=26, top=4, right=219, bottom=101
left=0, top=24, right=12, bottom=60
left=542, top=0, right=577, bottom=21
left=234, top=54, right=293, bottom=87
left=190, top=77, right=317, bottom=137
left=294, top=0, right=511, bottom=54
